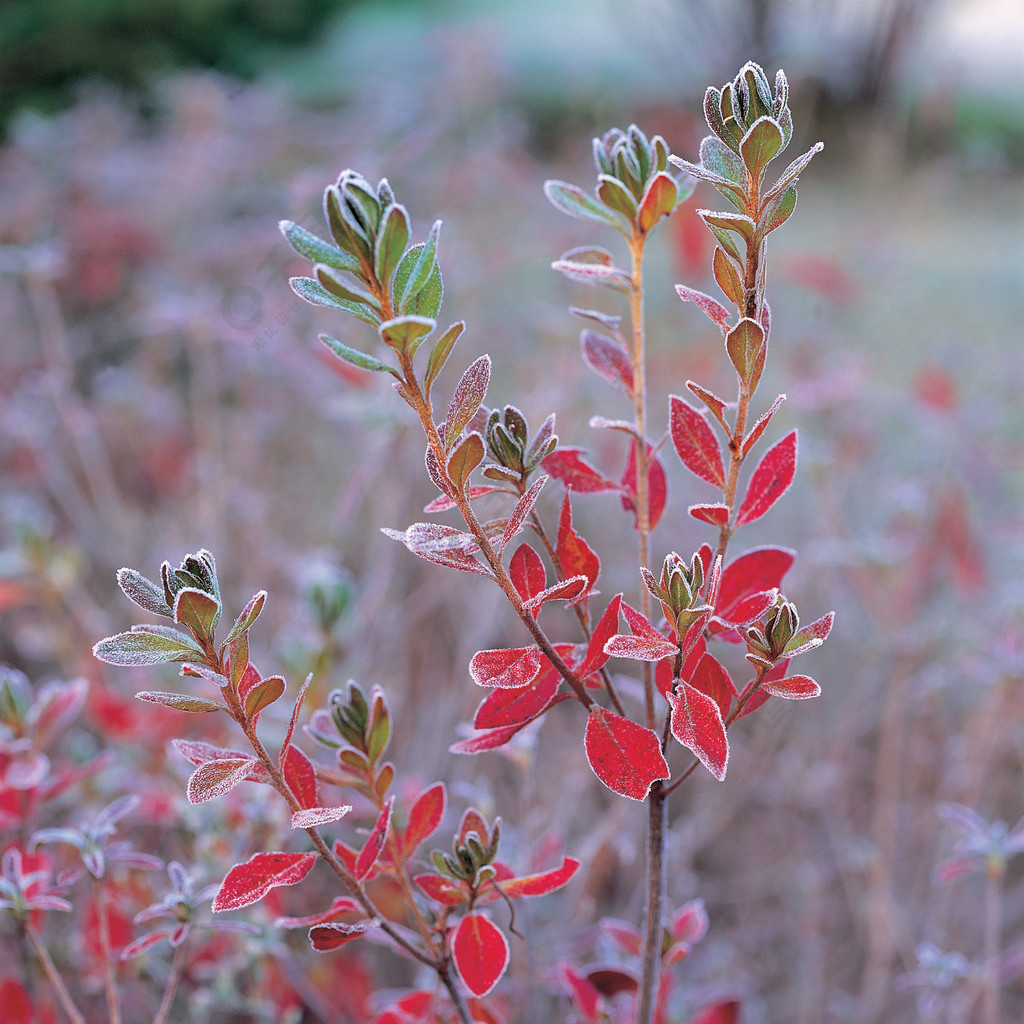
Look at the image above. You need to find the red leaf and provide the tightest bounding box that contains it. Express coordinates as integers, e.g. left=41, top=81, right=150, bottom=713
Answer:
left=715, top=588, right=779, bottom=631
left=244, top=674, right=286, bottom=721
left=282, top=745, right=319, bottom=810
left=171, top=738, right=272, bottom=784
left=579, top=594, right=623, bottom=678
left=561, top=962, right=602, bottom=1021
left=557, top=492, right=600, bottom=592
left=735, top=430, right=797, bottom=527
left=522, top=575, right=588, bottom=611
left=735, top=658, right=790, bottom=719
left=275, top=896, right=360, bottom=929
left=495, top=856, right=580, bottom=898
left=474, top=670, right=560, bottom=729
left=469, top=647, right=543, bottom=689
left=669, top=396, right=726, bottom=488
left=424, top=484, right=503, bottom=513
left=672, top=897, right=709, bottom=944
left=0, top=979, right=33, bottom=1024
left=401, top=783, right=447, bottom=859
left=309, top=919, right=379, bottom=951
left=414, top=872, right=467, bottom=907
left=356, top=798, right=393, bottom=880
left=716, top=546, right=795, bottom=622
left=688, top=652, right=737, bottom=716
left=689, top=503, right=730, bottom=526
left=742, top=393, right=786, bottom=457
left=584, top=708, right=670, bottom=801
left=212, top=851, right=317, bottom=912
left=542, top=448, right=619, bottom=494
left=453, top=913, right=509, bottom=997
left=445, top=355, right=491, bottom=449
left=762, top=674, right=821, bottom=699
left=186, top=758, right=255, bottom=804
left=676, top=283, right=730, bottom=327
left=581, top=329, right=634, bottom=397
left=669, top=683, right=729, bottom=781
left=509, top=542, right=547, bottom=609
left=690, top=1000, right=740, bottom=1024
left=602, top=917, right=643, bottom=956
left=603, top=633, right=676, bottom=662
left=382, top=523, right=492, bottom=577
left=291, top=806, right=352, bottom=829
left=783, top=611, right=834, bottom=657
left=619, top=441, right=668, bottom=530
left=450, top=722, right=532, bottom=754
left=500, top=476, right=547, bottom=551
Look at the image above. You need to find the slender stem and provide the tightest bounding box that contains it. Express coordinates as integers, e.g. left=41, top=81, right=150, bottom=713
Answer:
left=152, top=939, right=188, bottom=1024
left=93, top=877, right=122, bottom=1024
left=25, top=924, right=87, bottom=1024
left=440, top=963, right=474, bottom=1024
left=637, top=784, right=666, bottom=1024
left=982, top=859, right=1003, bottom=1024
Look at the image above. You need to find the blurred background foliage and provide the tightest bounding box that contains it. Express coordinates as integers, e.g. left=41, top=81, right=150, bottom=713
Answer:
left=2, top=1, right=1024, bottom=1022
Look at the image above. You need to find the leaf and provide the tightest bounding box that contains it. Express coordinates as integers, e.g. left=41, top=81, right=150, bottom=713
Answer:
left=762, top=674, right=821, bottom=699
left=424, top=484, right=502, bottom=514
left=690, top=1000, right=740, bottom=1024
left=453, top=913, right=509, bottom=997
left=638, top=172, right=678, bottom=232
left=783, top=611, right=834, bottom=657
left=186, top=758, right=256, bottom=804
left=542, top=448, right=618, bottom=493
left=171, top=739, right=271, bottom=784
left=374, top=203, right=411, bottom=288
left=689, top=503, right=730, bottom=526
left=669, top=396, right=726, bottom=488
left=603, top=632, right=676, bottom=662
left=699, top=209, right=756, bottom=245
left=716, top=546, right=795, bottom=623
left=319, top=334, right=395, bottom=375
left=500, top=476, right=546, bottom=552
left=551, top=259, right=631, bottom=292
left=735, top=430, right=797, bottom=527
left=522, top=575, right=588, bottom=612
left=309, top=919, right=379, bottom=951
left=509, top=542, right=547, bottom=609
left=116, top=568, right=172, bottom=617
left=275, top=896, right=360, bottom=929
left=469, top=647, right=543, bottom=689
left=401, top=782, right=447, bottom=859
left=698, top=134, right=744, bottom=184
left=291, top=806, right=352, bottom=828
left=447, top=432, right=485, bottom=493
left=397, top=221, right=442, bottom=311
left=279, top=220, right=360, bottom=273
left=356, top=797, right=393, bottom=880
left=288, top=276, right=382, bottom=327
left=757, top=185, right=797, bottom=239
left=740, top=115, right=784, bottom=179
left=761, top=142, right=822, bottom=207
left=688, top=652, right=737, bottom=716
left=244, top=674, right=286, bottom=720
left=669, top=683, right=729, bottom=781
left=424, top=321, right=466, bottom=395
left=135, top=691, right=224, bottom=713
left=713, top=247, right=745, bottom=308
left=742, top=394, right=786, bottom=456
left=687, top=380, right=730, bottom=431
left=543, top=179, right=624, bottom=230
left=473, top=670, right=561, bottom=729
left=93, top=626, right=205, bottom=667
left=222, top=590, right=267, bottom=646
left=212, top=851, right=317, bottom=912
left=579, top=593, right=622, bottom=678
left=450, top=722, right=531, bottom=754
left=282, top=745, right=319, bottom=810
left=445, top=356, right=492, bottom=450
left=725, top=318, right=765, bottom=389
left=581, top=330, right=634, bottom=397
left=584, top=707, right=670, bottom=801
left=675, top=284, right=730, bottom=329
left=382, top=523, right=492, bottom=577
left=619, top=441, right=668, bottom=531
left=496, top=856, right=580, bottom=898
left=414, top=872, right=466, bottom=906
left=379, top=315, right=435, bottom=357
left=596, top=174, right=637, bottom=218
left=557, top=492, right=600, bottom=592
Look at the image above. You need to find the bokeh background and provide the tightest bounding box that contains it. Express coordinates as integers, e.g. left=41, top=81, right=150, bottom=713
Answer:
left=2, top=1, right=1024, bottom=1022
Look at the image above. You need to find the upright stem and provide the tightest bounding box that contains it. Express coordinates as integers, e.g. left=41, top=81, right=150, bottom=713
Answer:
left=152, top=940, right=188, bottom=1024
left=25, top=924, right=87, bottom=1024
left=637, top=784, right=666, bottom=1024
left=982, top=860, right=1003, bottom=1024
left=93, top=877, right=122, bottom=1024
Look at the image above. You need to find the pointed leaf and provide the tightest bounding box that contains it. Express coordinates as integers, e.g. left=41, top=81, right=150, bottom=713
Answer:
left=669, top=682, right=729, bottom=780
left=725, top=318, right=765, bottom=388
left=222, top=590, right=267, bottom=646
left=735, top=430, right=797, bottom=527
left=319, top=334, right=395, bottom=375
left=116, top=568, right=172, bottom=617
left=713, top=247, right=745, bottom=308
left=379, top=315, right=435, bottom=357
left=638, top=172, right=678, bottom=232
left=497, top=856, right=580, bottom=898
left=742, top=394, right=786, bottom=456
left=282, top=745, right=319, bottom=810
left=500, top=476, right=546, bottom=552
left=584, top=708, right=670, bottom=800
left=244, top=675, right=286, bottom=720
left=557, top=492, right=600, bottom=591
left=424, top=321, right=466, bottom=395
left=688, top=652, right=737, bottom=716
left=783, top=611, right=834, bottom=657
left=469, top=647, right=543, bottom=689
left=279, top=220, right=359, bottom=273
left=581, top=330, right=634, bottom=397
left=309, top=919, right=379, bottom=950
left=186, top=758, right=256, bottom=804
left=473, top=669, right=561, bottom=729
left=453, top=913, right=509, bottom=997
left=93, top=626, right=205, bottom=667
left=740, top=116, right=784, bottom=179
left=542, top=448, right=618, bottom=494
left=543, top=179, right=623, bottom=230
left=275, top=896, right=360, bottom=929
left=289, top=276, right=382, bottom=327
left=717, top=546, right=795, bottom=622
left=401, top=782, right=447, bottom=859
left=135, top=691, right=224, bottom=713
left=675, top=284, right=730, bottom=329
left=579, top=593, right=623, bottom=678
left=291, top=806, right=352, bottom=829
left=522, top=575, right=588, bottom=612
left=689, top=503, right=731, bottom=526
left=551, top=259, right=631, bottom=292
left=212, top=851, right=317, bottom=912
left=757, top=185, right=797, bottom=239
left=356, top=797, right=393, bottom=880
left=445, top=356, right=491, bottom=449
left=669, top=396, right=726, bottom=488
left=509, top=542, right=547, bottom=609
left=762, top=674, right=821, bottom=699
left=447, top=432, right=485, bottom=493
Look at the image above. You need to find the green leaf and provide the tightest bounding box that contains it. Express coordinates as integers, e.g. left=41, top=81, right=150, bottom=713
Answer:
left=320, top=334, right=396, bottom=375
left=289, top=277, right=382, bottom=327
left=698, top=135, right=744, bottom=185
left=324, top=186, right=371, bottom=262
left=543, top=180, right=624, bottom=231
left=136, top=691, right=225, bottom=713
left=279, top=221, right=360, bottom=274
left=597, top=175, right=637, bottom=220
left=245, top=675, right=286, bottom=720
left=713, top=247, right=745, bottom=309
left=374, top=204, right=410, bottom=290
left=761, top=142, right=822, bottom=207
left=93, top=626, right=205, bottom=667
left=700, top=210, right=756, bottom=246
left=726, top=318, right=765, bottom=388
left=704, top=87, right=736, bottom=152
left=756, top=186, right=798, bottom=241
left=740, top=116, right=784, bottom=181
left=174, top=588, right=220, bottom=639
left=222, top=591, right=267, bottom=648
left=316, top=265, right=380, bottom=310
left=668, top=157, right=744, bottom=207
left=379, top=315, right=435, bottom=358
left=447, top=432, right=485, bottom=492
left=393, top=243, right=443, bottom=318
left=705, top=222, right=743, bottom=263
left=116, top=568, right=173, bottom=617
left=397, top=221, right=441, bottom=311
left=638, top=172, right=678, bottom=233
left=424, top=321, right=465, bottom=396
